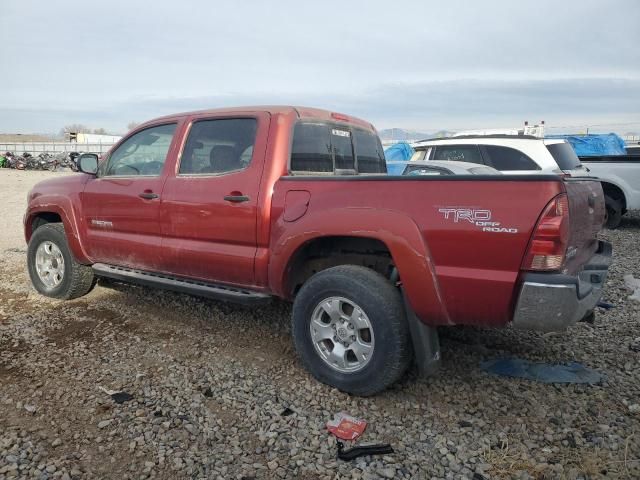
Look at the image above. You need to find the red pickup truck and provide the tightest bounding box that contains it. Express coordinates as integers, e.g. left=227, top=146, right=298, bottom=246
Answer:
left=24, top=106, right=611, bottom=395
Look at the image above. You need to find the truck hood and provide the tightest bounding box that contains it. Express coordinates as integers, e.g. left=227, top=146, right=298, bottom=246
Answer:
left=28, top=173, right=89, bottom=202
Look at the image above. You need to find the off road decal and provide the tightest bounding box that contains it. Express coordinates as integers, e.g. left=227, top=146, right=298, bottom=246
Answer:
left=437, top=207, right=518, bottom=234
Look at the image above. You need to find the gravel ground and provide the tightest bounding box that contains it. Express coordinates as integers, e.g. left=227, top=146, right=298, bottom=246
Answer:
left=1, top=169, right=639, bottom=480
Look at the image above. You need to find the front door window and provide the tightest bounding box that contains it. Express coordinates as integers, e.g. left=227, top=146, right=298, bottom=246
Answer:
left=101, top=124, right=177, bottom=177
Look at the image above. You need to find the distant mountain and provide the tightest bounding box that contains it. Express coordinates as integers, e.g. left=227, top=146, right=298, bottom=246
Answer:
left=378, top=128, right=455, bottom=142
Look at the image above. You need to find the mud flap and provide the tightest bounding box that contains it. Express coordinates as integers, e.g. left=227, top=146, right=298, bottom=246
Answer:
left=402, top=290, right=441, bottom=377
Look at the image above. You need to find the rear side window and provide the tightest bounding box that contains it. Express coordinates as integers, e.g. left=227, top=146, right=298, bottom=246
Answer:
left=433, top=145, right=482, bottom=164
left=290, top=122, right=386, bottom=174
left=480, top=145, right=539, bottom=171
left=546, top=142, right=581, bottom=170
left=179, top=118, right=257, bottom=175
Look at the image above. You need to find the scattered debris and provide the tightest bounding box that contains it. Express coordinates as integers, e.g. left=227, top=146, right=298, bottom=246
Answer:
left=24, top=404, right=36, bottom=413
left=111, top=392, right=134, bottom=404
left=480, top=358, right=605, bottom=384
left=624, top=274, right=640, bottom=302
left=203, top=387, right=213, bottom=397
left=98, top=386, right=120, bottom=396
left=336, top=441, right=394, bottom=461
left=280, top=407, right=294, bottom=417
left=630, top=338, right=640, bottom=352
left=98, top=386, right=134, bottom=404
left=327, top=412, right=367, bottom=441
left=597, top=301, right=614, bottom=310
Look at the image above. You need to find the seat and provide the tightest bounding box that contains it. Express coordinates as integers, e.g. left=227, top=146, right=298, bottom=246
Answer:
left=201, top=145, right=238, bottom=173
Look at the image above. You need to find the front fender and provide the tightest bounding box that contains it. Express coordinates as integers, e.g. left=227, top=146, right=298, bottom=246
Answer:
left=268, top=207, right=451, bottom=326
left=25, top=194, right=90, bottom=264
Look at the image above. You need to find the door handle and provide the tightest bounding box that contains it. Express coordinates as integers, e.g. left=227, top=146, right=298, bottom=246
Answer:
left=139, top=192, right=159, bottom=200
left=224, top=194, right=250, bottom=203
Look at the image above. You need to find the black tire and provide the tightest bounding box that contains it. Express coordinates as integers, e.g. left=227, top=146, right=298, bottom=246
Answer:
left=604, top=195, right=622, bottom=229
left=27, top=223, right=95, bottom=300
left=292, top=265, right=411, bottom=396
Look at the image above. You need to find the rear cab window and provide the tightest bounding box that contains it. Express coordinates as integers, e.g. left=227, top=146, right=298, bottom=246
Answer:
left=546, top=142, right=582, bottom=170
left=290, top=122, right=386, bottom=174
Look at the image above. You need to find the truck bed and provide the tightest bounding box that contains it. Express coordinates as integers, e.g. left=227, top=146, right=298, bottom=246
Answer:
left=270, top=174, right=604, bottom=328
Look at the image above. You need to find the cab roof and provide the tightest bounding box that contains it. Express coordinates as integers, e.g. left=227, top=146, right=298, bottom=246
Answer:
left=141, top=105, right=375, bottom=130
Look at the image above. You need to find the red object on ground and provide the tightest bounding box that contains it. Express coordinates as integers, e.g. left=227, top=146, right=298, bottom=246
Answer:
left=327, top=412, right=367, bottom=441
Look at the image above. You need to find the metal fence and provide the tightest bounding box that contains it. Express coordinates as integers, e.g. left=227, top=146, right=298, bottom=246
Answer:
left=0, top=142, right=115, bottom=155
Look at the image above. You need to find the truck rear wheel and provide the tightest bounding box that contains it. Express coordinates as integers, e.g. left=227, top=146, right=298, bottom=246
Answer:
left=292, top=265, right=411, bottom=396
left=604, top=195, right=622, bottom=229
left=27, top=223, right=95, bottom=300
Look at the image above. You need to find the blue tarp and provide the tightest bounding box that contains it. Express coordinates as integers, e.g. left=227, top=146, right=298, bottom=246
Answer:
left=384, top=142, right=414, bottom=175
left=481, top=358, right=605, bottom=384
left=546, top=133, right=627, bottom=156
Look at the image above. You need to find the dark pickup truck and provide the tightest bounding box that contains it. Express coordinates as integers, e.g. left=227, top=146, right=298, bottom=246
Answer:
left=24, top=106, right=611, bottom=395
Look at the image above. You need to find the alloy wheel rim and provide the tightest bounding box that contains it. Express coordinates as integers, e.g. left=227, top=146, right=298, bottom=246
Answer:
left=309, top=296, right=375, bottom=373
left=35, top=241, right=65, bottom=289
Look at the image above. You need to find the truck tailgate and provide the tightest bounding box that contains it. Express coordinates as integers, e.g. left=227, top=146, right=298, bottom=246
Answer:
left=564, top=178, right=605, bottom=274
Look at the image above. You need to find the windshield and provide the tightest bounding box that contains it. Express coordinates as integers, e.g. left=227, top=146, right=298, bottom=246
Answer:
left=546, top=142, right=581, bottom=170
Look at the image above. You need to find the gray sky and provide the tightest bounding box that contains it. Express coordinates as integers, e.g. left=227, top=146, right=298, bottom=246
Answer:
left=1, top=0, right=639, bottom=135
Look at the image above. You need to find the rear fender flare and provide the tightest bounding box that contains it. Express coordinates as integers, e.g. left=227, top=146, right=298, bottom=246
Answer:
left=268, top=207, right=450, bottom=325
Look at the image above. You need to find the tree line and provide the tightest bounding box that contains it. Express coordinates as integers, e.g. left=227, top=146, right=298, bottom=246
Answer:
left=59, top=121, right=140, bottom=138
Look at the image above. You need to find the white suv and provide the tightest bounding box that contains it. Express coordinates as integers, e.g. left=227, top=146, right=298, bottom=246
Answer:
left=410, top=135, right=590, bottom=176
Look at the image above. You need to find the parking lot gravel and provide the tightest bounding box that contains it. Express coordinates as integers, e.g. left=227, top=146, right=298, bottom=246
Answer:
left=1, top=170, right=639, bottom=479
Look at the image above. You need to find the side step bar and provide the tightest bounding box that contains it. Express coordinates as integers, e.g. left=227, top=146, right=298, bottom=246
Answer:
left=92, top=263, right=271, bottom=306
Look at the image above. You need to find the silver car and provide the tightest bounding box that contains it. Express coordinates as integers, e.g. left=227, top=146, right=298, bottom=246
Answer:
left=402, top=160, right=502, bottom=176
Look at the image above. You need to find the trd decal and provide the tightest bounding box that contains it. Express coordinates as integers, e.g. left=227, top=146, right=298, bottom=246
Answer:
left=437, top=207, right=518, bottom=234
left=91, top=219, right=113, bottom=228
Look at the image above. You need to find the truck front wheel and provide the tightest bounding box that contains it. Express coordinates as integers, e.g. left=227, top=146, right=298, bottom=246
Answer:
left=292, top=265, right=411, bottom=396
left=27, top=223, right=95, bottom=300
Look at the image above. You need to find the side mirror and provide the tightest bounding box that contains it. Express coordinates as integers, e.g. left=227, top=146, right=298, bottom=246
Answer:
left=77, top=153, right=99, bottom=175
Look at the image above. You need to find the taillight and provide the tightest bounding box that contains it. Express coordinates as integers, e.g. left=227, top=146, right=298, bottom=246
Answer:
left=331, top=112, right=350, bottom=122
left=522, top=194, right=570, bottom=271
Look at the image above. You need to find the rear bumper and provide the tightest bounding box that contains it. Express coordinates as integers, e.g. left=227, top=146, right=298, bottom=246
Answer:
left=512, top=241, right=612, bottom=332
